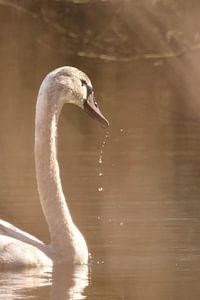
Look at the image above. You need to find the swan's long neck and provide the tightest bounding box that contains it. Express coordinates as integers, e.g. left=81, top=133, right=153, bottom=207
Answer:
left=35, top=83, right=76, bottom=257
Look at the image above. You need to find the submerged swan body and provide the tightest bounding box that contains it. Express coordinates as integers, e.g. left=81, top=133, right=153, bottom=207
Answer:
left=0, top=67, right=109, bottom=267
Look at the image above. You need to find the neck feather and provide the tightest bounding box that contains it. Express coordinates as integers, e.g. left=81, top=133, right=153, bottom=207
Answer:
left=35, top=89, right=75, bottom=255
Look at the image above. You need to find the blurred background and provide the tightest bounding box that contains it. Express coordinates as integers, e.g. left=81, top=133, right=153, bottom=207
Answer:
left=0, top=0, right=200, bottom=299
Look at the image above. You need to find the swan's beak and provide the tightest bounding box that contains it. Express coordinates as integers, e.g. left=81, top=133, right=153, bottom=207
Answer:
left=84, top=95, right=109, bottom=128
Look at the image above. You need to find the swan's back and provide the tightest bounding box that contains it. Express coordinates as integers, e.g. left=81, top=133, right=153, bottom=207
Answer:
left=0, top=235, right=52, bottom=268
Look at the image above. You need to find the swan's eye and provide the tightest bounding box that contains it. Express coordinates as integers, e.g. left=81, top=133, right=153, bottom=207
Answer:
left=81, top=79, right=87, bottom=86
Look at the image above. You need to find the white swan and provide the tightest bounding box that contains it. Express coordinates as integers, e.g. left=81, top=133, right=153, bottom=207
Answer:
left=0, top=66, right=109, bottom=268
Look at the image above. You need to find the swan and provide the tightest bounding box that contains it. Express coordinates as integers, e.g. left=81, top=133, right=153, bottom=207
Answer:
left=0, top=66, right=109, bottom=268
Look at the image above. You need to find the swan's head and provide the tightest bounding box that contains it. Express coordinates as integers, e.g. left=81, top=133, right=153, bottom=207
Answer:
left=44, top=66, right=109, bottom=128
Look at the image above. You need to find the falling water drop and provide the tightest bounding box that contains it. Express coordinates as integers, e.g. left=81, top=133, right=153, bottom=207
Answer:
left=98, top=131, right=109, bottom=192
left=98, top=157, right=102, bottom=164
left=98, top=131, right=109, bottom=167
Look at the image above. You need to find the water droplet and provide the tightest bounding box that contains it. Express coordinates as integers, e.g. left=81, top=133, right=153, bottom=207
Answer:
left=98, top=132, right=109, bottom=166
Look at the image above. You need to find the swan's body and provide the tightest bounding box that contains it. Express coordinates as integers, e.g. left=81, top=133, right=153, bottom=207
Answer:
left=0, top=66, right=108, bottom=268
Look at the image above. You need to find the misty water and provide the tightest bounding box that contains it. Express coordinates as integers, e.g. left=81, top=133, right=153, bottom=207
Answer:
left=1, top=1, right=200, bottom=299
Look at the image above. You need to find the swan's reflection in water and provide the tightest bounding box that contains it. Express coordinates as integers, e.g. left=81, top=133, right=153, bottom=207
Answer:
left=51, top=265, right=88, bottom=300
left=0, top=264, right=88, bottom=300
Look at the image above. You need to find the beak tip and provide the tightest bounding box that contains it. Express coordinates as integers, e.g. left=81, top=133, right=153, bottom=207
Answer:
left=102, top=119, right=109, bottom=128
